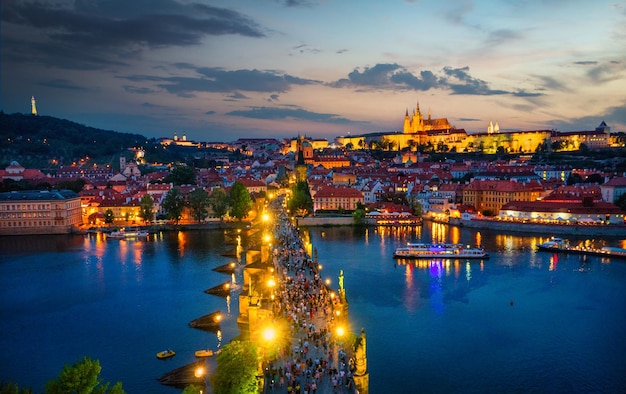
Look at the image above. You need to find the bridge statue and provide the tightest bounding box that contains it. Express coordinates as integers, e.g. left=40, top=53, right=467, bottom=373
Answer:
left=353, top=328, right=369, bottom=394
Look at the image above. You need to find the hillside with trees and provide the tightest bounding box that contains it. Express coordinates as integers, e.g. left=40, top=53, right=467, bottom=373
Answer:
left=0, top=112, right=149, bottom=167
left=0, top=112, right=244, bottom=170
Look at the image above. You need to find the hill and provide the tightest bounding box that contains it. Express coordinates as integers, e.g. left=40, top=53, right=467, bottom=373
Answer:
left=0, top=112, right=150, bottom=168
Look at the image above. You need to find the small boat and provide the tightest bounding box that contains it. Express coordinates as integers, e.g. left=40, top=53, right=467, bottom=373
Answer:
left=108, top=227, right=149, bottom=239
left=536, top=237, right=626, bottom=260
left=536, top=237, right=569, bottom=251
left=194, top=349, right=214, bottom=358
left=156, top=349, right=176, bottom=359
left=393, top=243, right=489, bottom=259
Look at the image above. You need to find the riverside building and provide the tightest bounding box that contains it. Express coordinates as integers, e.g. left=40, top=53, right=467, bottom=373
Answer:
left=0, top=190, right=82, bottom=235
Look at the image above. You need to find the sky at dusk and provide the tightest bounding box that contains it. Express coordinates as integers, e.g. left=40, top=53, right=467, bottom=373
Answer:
left=2, top=0, right=626, bottom=142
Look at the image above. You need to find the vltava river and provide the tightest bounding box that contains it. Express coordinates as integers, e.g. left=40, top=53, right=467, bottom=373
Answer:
left=1, top=224, right=625, bottom=393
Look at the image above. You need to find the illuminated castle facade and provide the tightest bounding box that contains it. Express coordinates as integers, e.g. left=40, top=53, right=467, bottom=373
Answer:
left=403, top=102, right=452, bottom=134
left=336, top=100, right=612, bottom=153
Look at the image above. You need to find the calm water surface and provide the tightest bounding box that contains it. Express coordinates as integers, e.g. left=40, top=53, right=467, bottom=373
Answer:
left=1, top=224, right=625, bottom=393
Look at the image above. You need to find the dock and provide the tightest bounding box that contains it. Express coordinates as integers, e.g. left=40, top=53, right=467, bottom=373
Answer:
left=157, top=360, right=206, bottom=388
left=204, top=281, right=232, bottom=297
left=188, top=310, right=222, bottom=332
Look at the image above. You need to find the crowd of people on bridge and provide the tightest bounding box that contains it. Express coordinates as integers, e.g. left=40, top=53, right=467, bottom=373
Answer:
left=262, top=201, right=356, bottom=393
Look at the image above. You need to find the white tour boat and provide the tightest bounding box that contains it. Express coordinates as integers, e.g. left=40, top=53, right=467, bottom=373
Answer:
left=393, top=243, right=489, bottom=259
left=107, top=227, right=149, bottom=239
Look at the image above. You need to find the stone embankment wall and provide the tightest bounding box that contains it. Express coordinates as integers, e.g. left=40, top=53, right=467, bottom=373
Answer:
left=296, top=217, right=354, bottom=226
left=456, top=218, right=626, bottom=237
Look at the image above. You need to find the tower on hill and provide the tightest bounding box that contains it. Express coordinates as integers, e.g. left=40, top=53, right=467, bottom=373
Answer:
left=31, top=96, right=37, bottom=116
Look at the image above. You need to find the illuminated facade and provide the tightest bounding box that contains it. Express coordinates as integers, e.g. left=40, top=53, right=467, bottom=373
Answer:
left=31, top=96, right=37, bottom=116
left=313, top=186, right=364, bottom=212
left=463, top=180, right=543, bottom=215
left=0, top=190, right=82, bottom=235
left=336, top=100, right=612, bottom=154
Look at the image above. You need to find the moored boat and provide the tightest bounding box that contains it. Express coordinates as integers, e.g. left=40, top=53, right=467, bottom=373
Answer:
left=536, top=237, right=626, bottom=260
left=108, top=227, right=149, bottom=239
left=393, top=243, right=489, bottom=259
left=194, top=349, right=214, bottom=358
left=536, top=237, right=569, bottom=251
left=156, top=349, right=176, bottom=359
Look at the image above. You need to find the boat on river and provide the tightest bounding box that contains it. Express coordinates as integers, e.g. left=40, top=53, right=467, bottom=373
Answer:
left=537, top=237, right=626, bottom=259
left=156, top=349, right=176, bottom=359
left=393, top=243, right=489, bottom=259
left=107, top=227, right=149, bottom=239
left=536, top=237, right=569, bottom=251
left=194, top=349, right=214, bottom=358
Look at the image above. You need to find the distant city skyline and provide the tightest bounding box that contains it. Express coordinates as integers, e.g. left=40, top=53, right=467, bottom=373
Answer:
left=2, top=0, right=625, bottom=142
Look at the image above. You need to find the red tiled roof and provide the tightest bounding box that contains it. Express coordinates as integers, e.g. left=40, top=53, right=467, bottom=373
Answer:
left=314, top=186, right=363, bottom=198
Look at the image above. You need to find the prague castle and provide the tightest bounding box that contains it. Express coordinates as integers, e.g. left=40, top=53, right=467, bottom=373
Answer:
left=337, top=101, right=613, bottom=153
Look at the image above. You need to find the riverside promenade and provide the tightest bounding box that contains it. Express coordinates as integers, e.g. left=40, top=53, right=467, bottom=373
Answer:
left=260, top=198, right=363, bottom=394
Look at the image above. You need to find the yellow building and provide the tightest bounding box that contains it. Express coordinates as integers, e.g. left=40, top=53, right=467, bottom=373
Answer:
left=463, top=180, right=543, bottom=215
left=403, top=102, right=453, bottom=134
left=336, top=101, right=611, bottom=154
left=0, top=190, right=83, bottom=235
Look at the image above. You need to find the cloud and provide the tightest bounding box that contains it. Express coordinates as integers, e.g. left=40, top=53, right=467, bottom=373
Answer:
left=512, top=90, right=543, bottom=98
left=38, top=79, right=90, bottom=91
left=2, top=1, right=266, bottom=70
left=485, top=29, right=523, bottom=46
left=329, top=63, right=404, bottom=88
left=573, top=61, right=598, bottom=66
left=442, top=66, right=508, bottom=95
left=444, top=0, right=474, bottom=25
left=121, top=67, right=321, bottom=97
left=545, top=102, right=626, bottom=132
left=205, top=110, right=216, bottom=115
left=124, top=86, right=158, bottom=94
left=534, top=75, right=571, bottom=93
left=329, top=63, right=526, bottom=96
left=227, top=92, right=250, bottom=100
left=586, top=61, right=625, bottom=83
left=290, top=43, right=322, bottom=55
left=226, top=106, right=365, bottom=125
left=281, top=0, right=318, bottom=7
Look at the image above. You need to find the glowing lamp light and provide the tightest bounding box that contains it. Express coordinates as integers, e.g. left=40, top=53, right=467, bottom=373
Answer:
left=195, top=366, right=205, bottom=378
left=336, top=326, right=345, bottom=337
left=262, top=327, right=276, bottom=342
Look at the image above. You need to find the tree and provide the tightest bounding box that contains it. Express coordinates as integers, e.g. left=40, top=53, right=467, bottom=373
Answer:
left=139, top=194, right=154, bottom=223
left=188, top=188, right=210, bottom=223
left=566, top=173, right=583, bottom=185
left=181, top=385, right=203, bottom=394
left=586, top=173, right=604, bottom=184
left=162, top=187, right=186, bottom=224
left=209, top=341, right=259, bottom=394
left=209, top=188, right=229, bottom=221
left=104, top=209, right=114, bottom=224
left=164, top=165, right=196, bottom=186
left=409, top=199, right=423, bottom=217
left=288, top=180, right=313, bottom=216
left=44, top=356, right=125, bottom=394
left=228, top=181, right=252, bottom=221
left=551, top=140, right=565, bottom=152
left=0, top=381, right=34, bottom=393
left=54, top=179, right=86, bottom=193
left=352, top=206, right=366, bottom=225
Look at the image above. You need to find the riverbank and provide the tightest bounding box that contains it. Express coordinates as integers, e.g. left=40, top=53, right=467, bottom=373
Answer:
left=453, top=218, right=626, bottom=237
